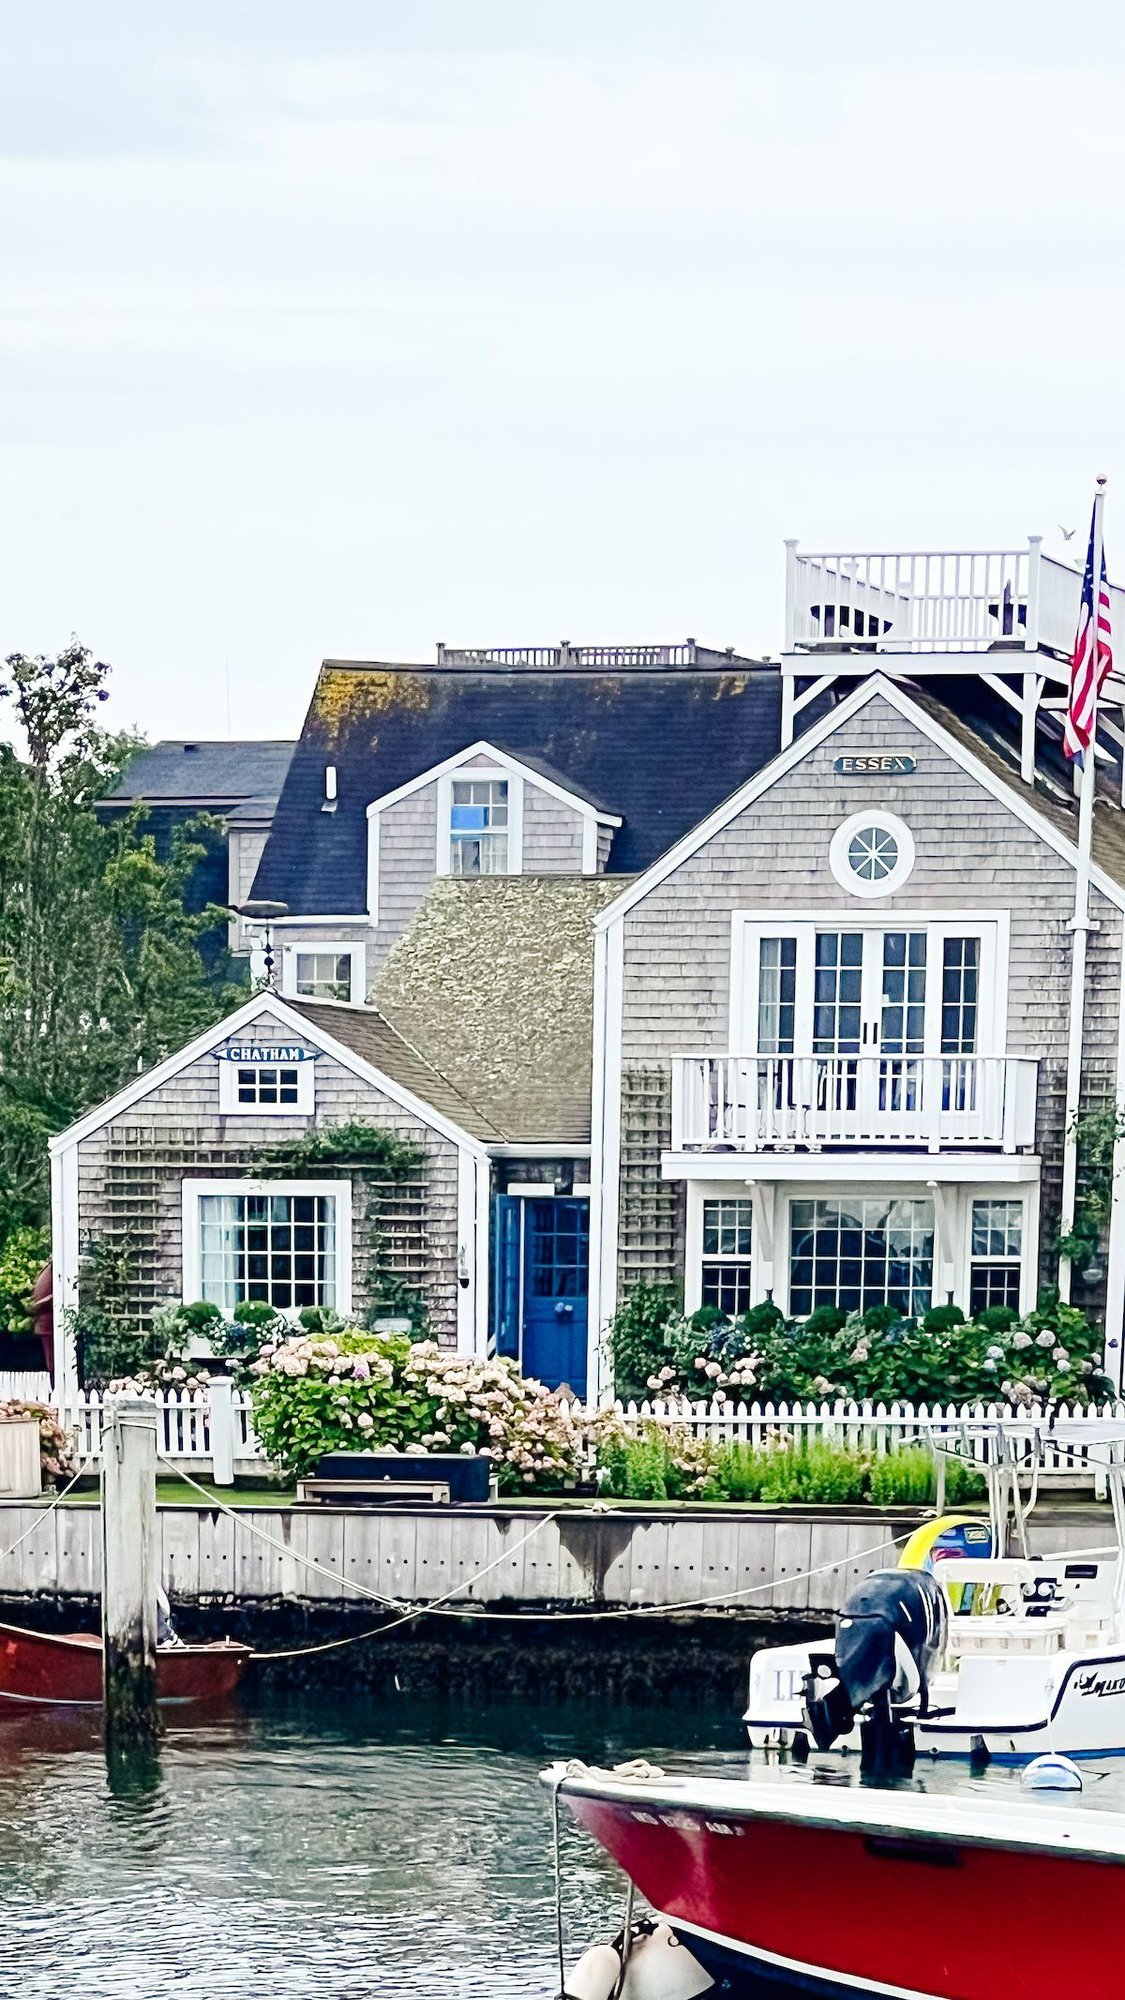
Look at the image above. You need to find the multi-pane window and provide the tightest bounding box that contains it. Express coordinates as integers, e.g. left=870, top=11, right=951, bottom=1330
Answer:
left=812, top=932, right=864, bottom=1053
left=199, top=1191, right=338, bottom=1310
left=236, top=1064, right=301, bottom=1107
left=880, top=932, right=927, bottom=1055
left=701, top=1198, right=754, bottom=1315
left=294, top=951, right=353, bottom=1003
left=941, top=937, right=980, bottom=1054
left=758, top=938, right=797, bottom=1054
left=450, top=779, right=509, bottom=875
left=969, top=1199, right=1023, bottom=1315
left=789, top=1197, right=934, bottom=1318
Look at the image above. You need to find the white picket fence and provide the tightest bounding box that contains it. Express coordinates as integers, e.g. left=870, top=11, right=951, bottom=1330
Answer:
left=63, top=1382, right=264, bottom=1484
left=22, top=1388, right=1125, bottom=1491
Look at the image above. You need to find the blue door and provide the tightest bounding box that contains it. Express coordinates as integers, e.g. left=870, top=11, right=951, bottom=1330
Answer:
left=521, top=1198, right=590, bottom=1397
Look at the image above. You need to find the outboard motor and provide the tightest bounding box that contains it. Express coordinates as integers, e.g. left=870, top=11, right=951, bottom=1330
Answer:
left=804, top=1568, right=947, bottom=1776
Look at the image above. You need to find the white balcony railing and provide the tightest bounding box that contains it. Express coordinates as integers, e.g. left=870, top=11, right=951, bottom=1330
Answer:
left=671, top=1054, right=1038, bottom=1155
left=782, top=540, right=1125, bottom=662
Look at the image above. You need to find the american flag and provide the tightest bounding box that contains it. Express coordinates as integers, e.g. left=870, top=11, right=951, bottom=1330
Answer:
left=1063, top=502, right=1114, bottom=765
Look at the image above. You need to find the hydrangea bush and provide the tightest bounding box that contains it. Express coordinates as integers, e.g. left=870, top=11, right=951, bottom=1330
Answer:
left=249, top=1331, right=587, bottom=1491
left=609, top=1290, right=1111, bottom=1409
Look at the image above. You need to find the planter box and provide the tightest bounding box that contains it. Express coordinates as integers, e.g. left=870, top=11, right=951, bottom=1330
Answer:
left=312, top=1449, right=492, bottom=1504
left=0, top=1417, right=41, bottom=1500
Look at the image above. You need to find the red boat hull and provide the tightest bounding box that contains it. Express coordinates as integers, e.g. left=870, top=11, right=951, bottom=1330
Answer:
left=563, top=1783, right=1125, bottom=2000
left=0, top=1621, right=249, bottom=1706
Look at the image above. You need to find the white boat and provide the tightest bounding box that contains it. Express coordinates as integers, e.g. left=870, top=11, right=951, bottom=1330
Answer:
left=745, top=1417, right=1125, bottom=1763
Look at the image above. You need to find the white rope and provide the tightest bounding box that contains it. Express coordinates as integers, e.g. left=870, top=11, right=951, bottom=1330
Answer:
left=157, top=1457, right=911, bottom=1628
left=0, top=1458, right=94, bottom=1566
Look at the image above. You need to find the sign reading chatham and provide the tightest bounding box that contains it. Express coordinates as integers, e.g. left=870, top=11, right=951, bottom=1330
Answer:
left=214, top=1043, right=318, bottom=1064
left=833, top=753, right=917, bottom=775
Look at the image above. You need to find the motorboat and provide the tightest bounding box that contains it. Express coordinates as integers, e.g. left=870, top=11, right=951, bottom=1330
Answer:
left=746, top=1417, right=1125, bottom=1763
left=0, top=1620, right=248, bottom=1705
left=544, top=1757, right=1125, bottom=1998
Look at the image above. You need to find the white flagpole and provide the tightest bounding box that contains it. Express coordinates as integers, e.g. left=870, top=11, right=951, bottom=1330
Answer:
left=1060, top=475, right=1108, bottom=1302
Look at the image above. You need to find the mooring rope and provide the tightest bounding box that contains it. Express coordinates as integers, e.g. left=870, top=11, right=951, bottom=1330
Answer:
left=155, top=1456, right=915, bottom=1648
left=0, top=1457, right=95, bottom=1567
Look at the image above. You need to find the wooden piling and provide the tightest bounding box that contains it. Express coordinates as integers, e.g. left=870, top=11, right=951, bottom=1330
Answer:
left=101, top=1395, right=159, bottom=1746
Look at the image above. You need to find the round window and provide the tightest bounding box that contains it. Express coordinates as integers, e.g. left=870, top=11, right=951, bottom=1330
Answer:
left=829, top=810, right=915, bottom=898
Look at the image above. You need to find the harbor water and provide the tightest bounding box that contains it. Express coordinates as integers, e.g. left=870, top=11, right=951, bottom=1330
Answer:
left=4, top=1688, right=1125, bottom=1999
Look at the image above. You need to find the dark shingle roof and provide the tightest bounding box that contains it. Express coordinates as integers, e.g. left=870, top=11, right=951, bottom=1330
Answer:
left=909, top=682, right=1125, bottom=894
left=105, top=740, right=295, bottom=805
left=252, top=657, right=778, bottom=913
left=373, top=875, right=629, bottom=1144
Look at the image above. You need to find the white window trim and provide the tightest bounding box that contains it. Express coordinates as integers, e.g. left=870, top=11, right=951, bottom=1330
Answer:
left=829, top=809, right=916, bottom=899
left=685, top=1180, right=1037, bottom=1323
left=685, top=1181, right=760, bottom=1314
left=436, top=766, right=524, bottom=877
left=280, top=941, right=366, bottom=1008
left=729, top=910, right=1009, bottom=1058
left=218, top=1054, right=316, bottom=1116
left=181, top=1177, right=353, bottom=1315
left=963, top=1186, right=1037, bottom=1319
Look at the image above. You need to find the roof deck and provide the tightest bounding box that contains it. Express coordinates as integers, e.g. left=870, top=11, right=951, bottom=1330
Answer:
left=783, top=537, right=1125, bottom=663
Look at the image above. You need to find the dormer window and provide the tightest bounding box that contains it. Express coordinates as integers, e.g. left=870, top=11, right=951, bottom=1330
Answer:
left=450, top=778, right=509, bottom=876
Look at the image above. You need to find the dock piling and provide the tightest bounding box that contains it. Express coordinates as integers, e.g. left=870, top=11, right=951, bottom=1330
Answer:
left=101, top=1395, right=159, bottom=1750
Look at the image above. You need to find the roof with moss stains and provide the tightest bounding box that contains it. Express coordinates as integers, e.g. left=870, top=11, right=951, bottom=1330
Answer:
left=252, top=655, right=778, bottom=912
left=371, top=875, right=630, bottom=1143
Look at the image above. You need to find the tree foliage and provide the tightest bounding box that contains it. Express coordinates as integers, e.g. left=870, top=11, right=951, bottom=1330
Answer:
left=0, top=640, right=240, bottom=1236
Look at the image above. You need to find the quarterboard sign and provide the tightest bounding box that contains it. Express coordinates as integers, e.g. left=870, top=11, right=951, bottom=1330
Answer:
left=833, top=753, right=917, bottom=775
left=214, top=1043, right=318, bottom=1064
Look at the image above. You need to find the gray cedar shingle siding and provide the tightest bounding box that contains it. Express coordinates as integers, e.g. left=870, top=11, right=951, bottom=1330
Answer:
left=375, top=785, right=440, bottom=974
left=521, top=784, right=586, bottom=872
left=616, top=693, right=1122, bottom=1302
left=76, top=1011, right=463, bottom=1341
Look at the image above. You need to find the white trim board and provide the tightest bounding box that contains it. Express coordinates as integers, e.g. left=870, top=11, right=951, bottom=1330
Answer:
left=181, top=1176, right=354, bottom=1316
left=660, top=1152, right=1042, bottom=1185
left=49, top=992, right=490, bottom=1158
left=365, top=739, right=622, bottom=826
left=594, top=672, right=1125, bottom=932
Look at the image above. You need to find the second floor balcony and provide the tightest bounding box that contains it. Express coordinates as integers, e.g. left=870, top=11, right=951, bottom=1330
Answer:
left=670, top=1053, right=1039, bottom=1157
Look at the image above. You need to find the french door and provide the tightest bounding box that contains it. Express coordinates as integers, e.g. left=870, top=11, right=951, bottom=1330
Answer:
left=745, top=922, right=994, bottom=1144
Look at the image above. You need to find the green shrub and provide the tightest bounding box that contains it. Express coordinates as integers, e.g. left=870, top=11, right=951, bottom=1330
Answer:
left=0, top=1225, right=49, bottom=1339
left=867, top=1446, right=935, bottom=1506
left=923, top=1304, right=965, bottom=1334
left=607, top=1283, right=680, bottom=1400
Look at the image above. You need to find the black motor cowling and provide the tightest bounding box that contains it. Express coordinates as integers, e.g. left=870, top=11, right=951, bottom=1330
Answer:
left=804, top=1568, right=947, bottom=1775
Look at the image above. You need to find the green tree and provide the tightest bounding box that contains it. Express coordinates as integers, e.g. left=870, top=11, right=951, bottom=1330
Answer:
left=0, top=641, right=240, bottom=1235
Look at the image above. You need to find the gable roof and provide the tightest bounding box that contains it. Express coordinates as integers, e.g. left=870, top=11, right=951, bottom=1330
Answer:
left=374, top=875, right=629, bottom=1144
left=598, top=672, right=1125, bottom=929
left=366, top=739, right=622, bottom=824
left=252, top=655, right=779, bottom=914
left=104, top=740, right=295, bottom=807
left=50, top=992, right=490, bottom=1156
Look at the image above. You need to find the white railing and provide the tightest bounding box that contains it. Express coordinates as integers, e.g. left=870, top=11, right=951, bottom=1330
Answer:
left=786, top=546, right=1033, bottom=654
left=435, top=640, right=710, bottom=669
left=671, top=1053, right=1038, bottom=1153
left=784, top=540, right=1125, bottom=667
left=560, top=1396, right=1125, bottom=1491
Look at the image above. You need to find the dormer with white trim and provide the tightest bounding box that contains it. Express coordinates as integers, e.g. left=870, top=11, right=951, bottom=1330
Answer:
left=363, top=740, right=622, bottom=974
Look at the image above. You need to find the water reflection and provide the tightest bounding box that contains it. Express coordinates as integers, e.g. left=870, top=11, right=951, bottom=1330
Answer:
left=2, top=1689, right=1123, bottom=1999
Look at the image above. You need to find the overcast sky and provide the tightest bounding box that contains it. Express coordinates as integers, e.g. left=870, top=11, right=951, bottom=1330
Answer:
left=3, top=1, right=1123, bottom=743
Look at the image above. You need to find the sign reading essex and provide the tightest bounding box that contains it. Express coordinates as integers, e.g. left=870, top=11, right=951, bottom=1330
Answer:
left=833, top=753, right=917, bottom=775
left=214, top=1044, right=318, bottom=1064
